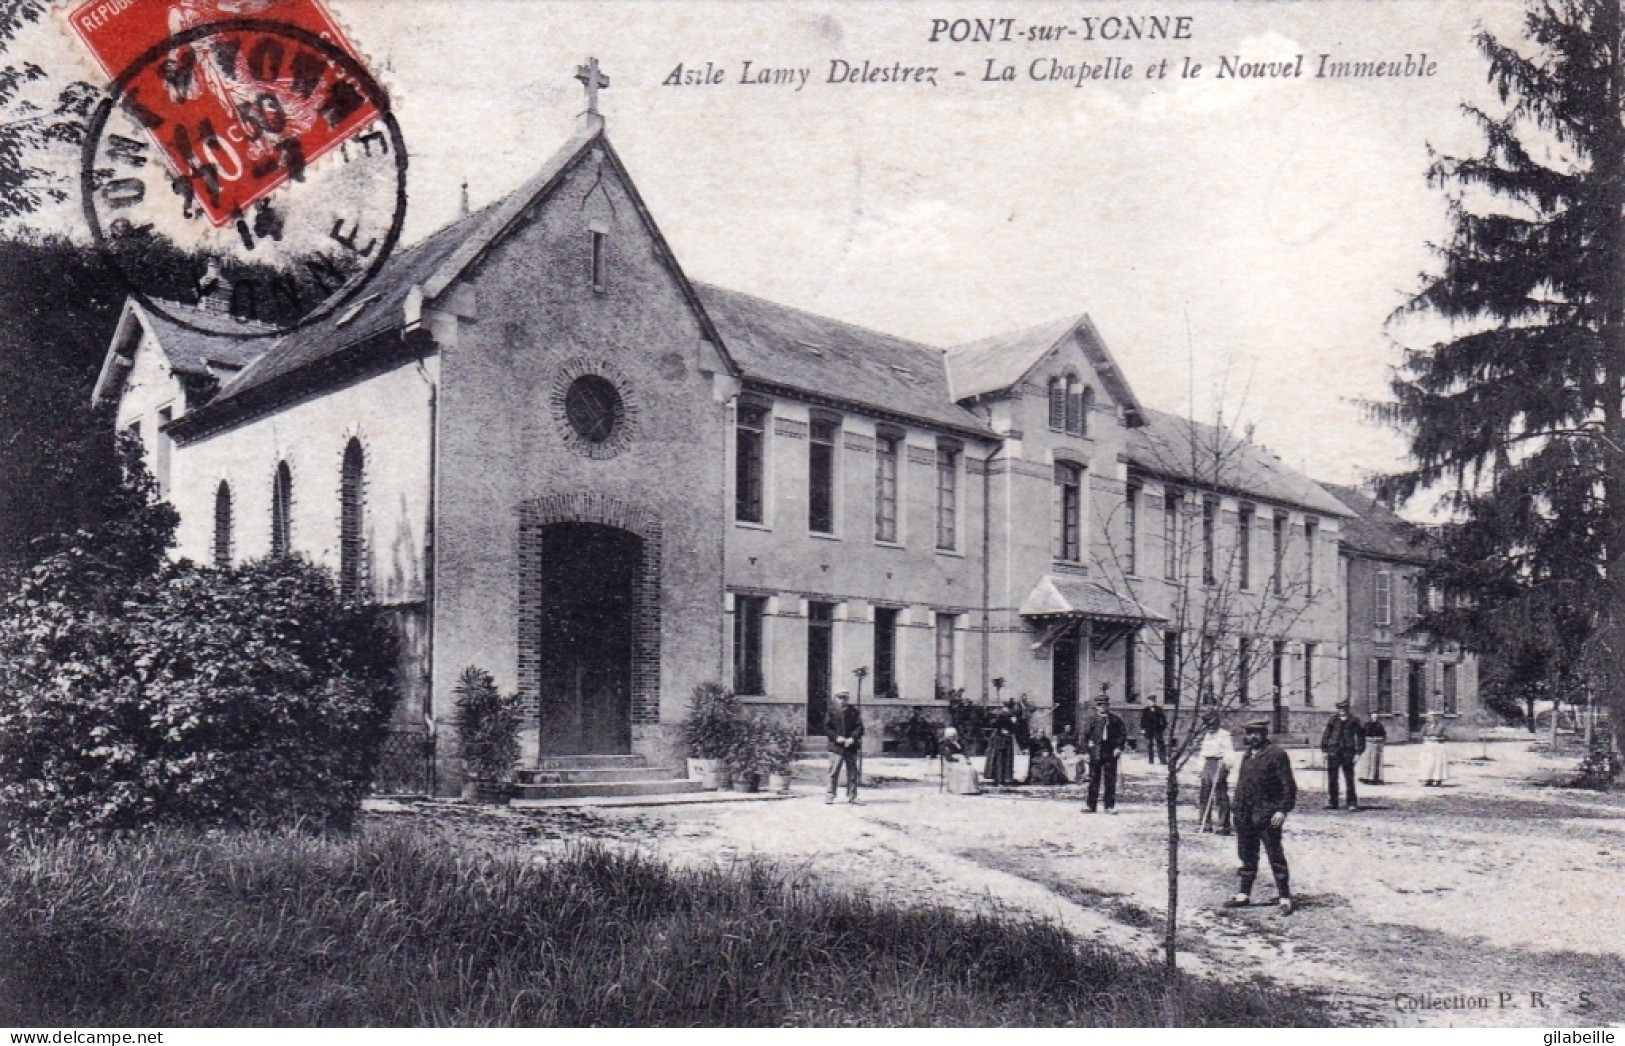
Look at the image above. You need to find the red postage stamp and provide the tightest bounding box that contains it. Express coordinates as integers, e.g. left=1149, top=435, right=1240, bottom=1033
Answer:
left=67, top=0, right=381, bottom=227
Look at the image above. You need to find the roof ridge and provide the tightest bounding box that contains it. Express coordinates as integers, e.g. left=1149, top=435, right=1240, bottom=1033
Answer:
left=945, top=313, right=1085, bottom=353
left=692, top=281, right=946, bottom=355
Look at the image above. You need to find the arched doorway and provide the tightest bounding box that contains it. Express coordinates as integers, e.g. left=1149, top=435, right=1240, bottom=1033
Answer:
left=537, top=522, right=640, bottom=755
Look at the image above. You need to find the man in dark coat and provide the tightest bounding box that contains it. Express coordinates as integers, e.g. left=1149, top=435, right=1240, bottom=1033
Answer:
left=1319, top=699, right=1366, bottom=810
left=825, top=689, right=864, bottom=804
left=1080, top=690, right=1128, bottom=813
left=1226, top=720, right=1298, bottom=914
left=1139, top=699, right=1168, bottom=765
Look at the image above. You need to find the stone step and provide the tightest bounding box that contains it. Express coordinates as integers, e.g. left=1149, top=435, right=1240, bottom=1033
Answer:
left=517, top=766, right=688, bottom=785
left=510, top=777, right=706, bottom=801
left=528, top=754, right=650, bottom=771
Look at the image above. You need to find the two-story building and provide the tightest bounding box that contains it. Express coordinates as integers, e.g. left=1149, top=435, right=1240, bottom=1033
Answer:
left=1324, top=484, right=1479, bottom=740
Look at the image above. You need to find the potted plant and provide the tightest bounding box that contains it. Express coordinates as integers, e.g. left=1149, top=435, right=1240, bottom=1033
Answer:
left=682, top=682, right=743, bottom=790
left=726, top=718, right=768, bottom=793
left=453, top=665, right=521, bottom=803
left=762, top=723, right=802, bottom=793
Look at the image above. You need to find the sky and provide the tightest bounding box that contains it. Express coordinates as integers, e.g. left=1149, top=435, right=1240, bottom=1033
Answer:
left=12, top=0, right=1534, bottom=498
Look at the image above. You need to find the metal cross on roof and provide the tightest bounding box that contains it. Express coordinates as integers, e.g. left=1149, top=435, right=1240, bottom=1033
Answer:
left=575, top=57, right=609, bottom=113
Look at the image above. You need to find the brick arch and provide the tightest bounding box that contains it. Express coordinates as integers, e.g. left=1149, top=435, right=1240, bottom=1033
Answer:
left=517, top=493, right=664, bottom=735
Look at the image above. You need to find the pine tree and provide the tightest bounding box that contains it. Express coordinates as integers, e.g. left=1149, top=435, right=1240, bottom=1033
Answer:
left=1384, top=0, right=1625, bottom=735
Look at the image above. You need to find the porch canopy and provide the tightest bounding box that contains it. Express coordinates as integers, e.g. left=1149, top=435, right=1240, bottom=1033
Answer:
left=1018, top=575, right=1166, bottom=649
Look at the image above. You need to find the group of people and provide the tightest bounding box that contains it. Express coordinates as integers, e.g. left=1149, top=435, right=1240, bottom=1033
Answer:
left=828, top=684, right=1454, bottom=917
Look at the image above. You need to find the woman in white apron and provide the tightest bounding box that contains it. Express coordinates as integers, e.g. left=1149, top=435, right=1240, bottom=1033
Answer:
left=1420, top=709, right=1450, bottom=786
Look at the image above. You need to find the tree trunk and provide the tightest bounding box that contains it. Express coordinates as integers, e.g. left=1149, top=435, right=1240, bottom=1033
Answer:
left=1598, top=0, right=1625, bottom=754
left=1164, top=768, right=1180, bottom=976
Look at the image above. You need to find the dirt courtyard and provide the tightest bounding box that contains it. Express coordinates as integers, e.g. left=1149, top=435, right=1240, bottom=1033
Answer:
left=370, top=740, right=1625, bottom=1027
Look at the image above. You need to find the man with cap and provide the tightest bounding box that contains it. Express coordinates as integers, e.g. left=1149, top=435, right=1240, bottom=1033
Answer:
left=1140, top=698, right=1169, bottom=766
left=1080, top=684, right=1128, bottom=813
left=825, top=689, right=864, bottom=804
left=1318, top=699, right=1366, bottom=810
left=1227, top=720, right=1298, bottom=914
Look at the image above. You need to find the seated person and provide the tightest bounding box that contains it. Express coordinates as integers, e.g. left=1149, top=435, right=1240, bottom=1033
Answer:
left=1026, top=731, right=1070, bottom=785
left=939, top=726, right=969, bottom=761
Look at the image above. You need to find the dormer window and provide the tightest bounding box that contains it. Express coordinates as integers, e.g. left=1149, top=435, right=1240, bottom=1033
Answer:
left=1052, top=373, right=1090, bottom=437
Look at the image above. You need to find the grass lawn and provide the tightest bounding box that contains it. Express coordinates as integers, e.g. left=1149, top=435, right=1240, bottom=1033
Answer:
left=0, top=826, right=1332, bottom=1026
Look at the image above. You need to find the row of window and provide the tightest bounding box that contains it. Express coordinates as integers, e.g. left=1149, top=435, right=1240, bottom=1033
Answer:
left=1154, top=632, right=1322, bottom=707
left=211, top=438, right=367, bottom=599
left=732, top=596, right=961, bottom=700
left=1122, top=485, right=1319, bottom=592
left=1374, top=569, right=1446, bottom=628
left=1371, top=658, right=1460, bottom=714
left=735, top=406, right=963, bottom=551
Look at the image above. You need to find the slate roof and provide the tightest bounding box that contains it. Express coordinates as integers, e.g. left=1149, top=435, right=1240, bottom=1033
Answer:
left=1126, top=408, right=1351, bottom=517
left=692, top=283, right=991, bottom=435
left=140, top=299, right=277, bottom=375
left=1019, top=575, right=1166, bottom=622
left=945, top=314, right=1143, bottom=424
left=1321, top=484, right=1432, bottom=563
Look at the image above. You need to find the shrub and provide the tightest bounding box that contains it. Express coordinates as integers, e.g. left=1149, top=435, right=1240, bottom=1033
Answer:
left=452, top=666, right=521, bottom=782
left=0, top=555, right=399, bottom=841
left=682, top=682, right=744, bottom=760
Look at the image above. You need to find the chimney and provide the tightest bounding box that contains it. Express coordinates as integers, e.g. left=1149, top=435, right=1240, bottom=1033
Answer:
left=196, top=259, right=232, bottom=314
left=460, top=180, right=470, bottom=218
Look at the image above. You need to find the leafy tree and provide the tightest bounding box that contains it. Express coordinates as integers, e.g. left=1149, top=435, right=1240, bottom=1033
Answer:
left=0, top=555, right=399, bottom=841
left=1, top=1, right=96, bottom=220
left=1382, top=0, right=1625, bottom=740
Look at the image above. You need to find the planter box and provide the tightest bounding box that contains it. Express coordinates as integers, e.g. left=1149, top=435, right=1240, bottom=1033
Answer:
left=687, top=757, right=723, bottom=791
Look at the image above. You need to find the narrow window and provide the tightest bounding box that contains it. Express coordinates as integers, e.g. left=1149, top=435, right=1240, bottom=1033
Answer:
left=1443, top=662, right=1458, bottom=714
left=590, top=230, right=607, bottom=293
left=1272, top=640, right=1287, bottom=703
left=807, top=602, right=835, bottom=728
left=1199, top=634, right=1217, bottom=704
left=1054, top=462, right=1082, bottom=562
left=1048, top=377, right=1065, bottom=430
left=936, top=444, right=959, bottom=550
left=1375, top=570, right=1392, bottom=627
left=1238, top=505, right=1253, bottom=590
left=1124, top=483, right=1140, bottom=576
left=934, top=613, right=956, bottom=698
left=1164, top=490, right=1182, bottom=580
left=1065, top=375, right=1083, bottom=435
left=874, top=607, right=899, bottom=698
left=270, top=461, right=292, bottom=558
left=735, top=405, right=766, bottom=524
left=1375, top=658, right=1394, bottom=714
left=1124, top=632, right=1139, bottom=703
left=733, top=595, right=766, bottom=695
left=1080, top=385, right=1094, bottom=436
left=1163, top=630, right=1181, bottom=704
left=1202, top=498, right=1217, bottom=585
left=212, top=481, right=233, bottom=568
left=874, top=432, right=899, bottom=543
left=808, top=418, right=837, bottom=534
left=1304, top=517, right=1319, bottom=593
left=1303, top=643, right=1316, bottom=706
left=1272, top=512, right=1288, bottom=595
left=1238, top=636, right=1252, bottom=705
left=156, top=406, right=173, bottom=498
left=340, top=438, right=365, bottom=600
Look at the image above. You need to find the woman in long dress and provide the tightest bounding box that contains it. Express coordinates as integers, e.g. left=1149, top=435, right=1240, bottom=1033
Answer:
left=1358, top=713, right=1387, bottom=784
left=1420, top=709, right=1450, bottom=786
left=983, top=699, right=1018, bottom=786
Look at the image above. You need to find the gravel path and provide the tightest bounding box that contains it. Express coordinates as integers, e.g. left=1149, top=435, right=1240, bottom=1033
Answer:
left=369, top=739, right=1624, bottom=1027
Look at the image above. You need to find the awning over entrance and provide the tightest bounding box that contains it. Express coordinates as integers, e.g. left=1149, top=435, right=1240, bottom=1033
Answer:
left=1019, top=575, right=1166, bottom=651
left=1019, top=575, right=1166, bottom=624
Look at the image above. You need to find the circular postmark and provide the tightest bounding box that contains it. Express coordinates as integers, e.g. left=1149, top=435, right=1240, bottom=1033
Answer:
left=79, top=17, right=407, bottom=337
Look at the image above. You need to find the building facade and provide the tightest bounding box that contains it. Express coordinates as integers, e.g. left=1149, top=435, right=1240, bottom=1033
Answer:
left=1325, top=485, right=1480, bottom=741
left=96, top=105, right=1360, bottom=790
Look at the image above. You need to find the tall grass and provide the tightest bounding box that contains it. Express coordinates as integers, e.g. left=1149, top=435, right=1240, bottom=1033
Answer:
left=0, top=828, right=1332, bottom=1026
